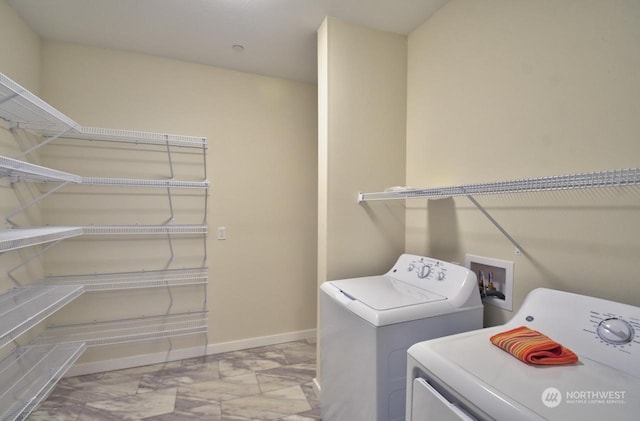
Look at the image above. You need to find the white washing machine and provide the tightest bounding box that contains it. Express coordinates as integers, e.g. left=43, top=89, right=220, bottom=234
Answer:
left=406, top=288, right=640, bottom=420
left=320, top=253, right=483, bottom=421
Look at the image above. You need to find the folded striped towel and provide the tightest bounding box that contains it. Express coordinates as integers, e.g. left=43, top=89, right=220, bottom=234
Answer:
left=490, top=326, right=579, bottom=365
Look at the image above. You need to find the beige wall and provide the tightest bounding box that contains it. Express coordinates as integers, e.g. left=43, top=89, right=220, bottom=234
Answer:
left=406, top=0, right=640, bottom=325
left=39, top=41, right=318, bottom=357
left=318, top=17, right=407, bottom=285
left=0, top=0, right=41, bottom=91
left=1, top=19, right=318, bottom=366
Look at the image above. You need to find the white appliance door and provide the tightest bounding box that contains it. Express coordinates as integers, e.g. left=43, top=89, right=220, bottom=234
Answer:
left=411, top=378, right=476, bottom=421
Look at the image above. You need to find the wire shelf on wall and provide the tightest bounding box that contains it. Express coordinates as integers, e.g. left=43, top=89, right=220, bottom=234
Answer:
left=15, top=123, right=208, bottom=149
left=0, top=343, right=86, bottom=421
left=33, top=312, right=208, bottom=347
left=0, top=73, right=80, bottom=133
left=0, top=156, right=81, bottom=183
left=0, top=227, right=83, bottom=253
left=358, top=167, right=640, bottom=254
left=1, top=72, right=209, bottom=416
left=44, top=267, right=209, bottom=291
left=81, top=225, right=208, bottom=235
left=1, top=156, right=208, bottom=189
left=1, top=73, right=207, bottom=151
left=0, top=225, right=206, bottom=253
left=358, top=167, right=640, bottom=202
left=0, top=285, right=84, bottom=350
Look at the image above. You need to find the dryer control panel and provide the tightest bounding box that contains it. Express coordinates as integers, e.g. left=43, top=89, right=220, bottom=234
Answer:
left=509, top=288, right=640, bottom=378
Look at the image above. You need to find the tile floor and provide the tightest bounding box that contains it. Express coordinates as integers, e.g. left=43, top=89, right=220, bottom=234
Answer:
left=31, top=339, right=320, bottom=420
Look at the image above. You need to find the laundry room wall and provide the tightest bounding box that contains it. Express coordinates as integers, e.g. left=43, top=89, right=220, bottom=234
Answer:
left=0, top=1, right=40, bottom=90
left=1, top=2, right=319, bottom=369
left=38, top=40, right=318, bottom=365
left=317, top=16, right=406, bottom=286
left=405, top=0, right=640, bottom=326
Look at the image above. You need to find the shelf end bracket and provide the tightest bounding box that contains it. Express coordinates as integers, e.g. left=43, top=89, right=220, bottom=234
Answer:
left=466, top=194, right=524, bottom=255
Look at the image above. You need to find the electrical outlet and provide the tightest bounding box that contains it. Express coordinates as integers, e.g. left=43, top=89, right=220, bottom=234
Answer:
left=217, top=227, right=226, bottom=240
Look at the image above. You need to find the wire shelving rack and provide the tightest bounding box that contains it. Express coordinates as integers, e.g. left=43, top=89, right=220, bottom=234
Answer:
left=0, top=155, right=209, bottom=189
left=43, top=267, right=209, bottom=291
left=0, top=227, right=83, bottom=253
left=32, top=312, right=209, bottom=347
left=358, top=168, right=640, bottom=254
left=0, top=285, right=84, bottom=350
left=0, top=343, right=86, bottom=421
left=1, top=72, right=210, bottom=417
left=358, top=168, right=640, bottom=202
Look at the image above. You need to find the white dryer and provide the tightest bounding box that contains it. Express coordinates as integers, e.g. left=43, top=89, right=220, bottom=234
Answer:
left=406, top=288, right=640, bottom=420
left=320, top=254, right=483, bottom=421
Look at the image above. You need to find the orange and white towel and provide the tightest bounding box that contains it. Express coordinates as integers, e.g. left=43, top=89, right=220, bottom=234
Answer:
left=490, top=326, right=579, bottom=365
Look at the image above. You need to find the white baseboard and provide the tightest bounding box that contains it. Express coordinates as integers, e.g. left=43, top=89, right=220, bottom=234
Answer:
left=66, top=328, right=316, bottom=377
left=312, top=377, right=321, bottom=398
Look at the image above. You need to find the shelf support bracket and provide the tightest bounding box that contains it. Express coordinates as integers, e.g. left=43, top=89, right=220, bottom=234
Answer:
left=5, top=182, right=70, bottom=227
left=165, top=136, right=175, bottom=180
left=7, top=239, right=64, bottom=284
left=465, top=194, right=524, bottom=255
left=201, top=141, right=208, bottom=227
left=15, top=126, right=76, bottom=158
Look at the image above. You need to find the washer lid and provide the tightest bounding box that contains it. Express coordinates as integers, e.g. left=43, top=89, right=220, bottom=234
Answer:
left=330, top=276, right=445, bottom=311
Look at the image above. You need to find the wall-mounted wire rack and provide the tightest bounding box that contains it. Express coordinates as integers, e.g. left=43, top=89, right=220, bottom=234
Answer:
left=0, top=156, right=80, bottom=183
left=80, top=224, right=207, bottom=235
left=0, top=342, right=86, bottom=421
left=358, top=167, right=640, bottom=202
left=358, top=167, right=640, bottom=254
left=0, top=155, right=208, bottom=189
left=14, top=122, right=207, bottom=149
left=0, top=154, right=209, bottom=232
left=43, top=267, right=208, bottom=291
left=0, top=227, right=83, bottom=253
left=0, top=226, right=208, bottom=286
left=0, top=285, right=84, bottom=350
left=1, top=72, right=210, bottom=415
left=32, top=311, right=208, bottom=347
left=0, top=73, right=80, bottom=134
left=0, top=73, right=207, bottom=154
left=1, top=225, right=206, bottom=245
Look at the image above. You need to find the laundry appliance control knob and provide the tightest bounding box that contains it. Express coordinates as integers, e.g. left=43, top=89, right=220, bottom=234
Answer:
left=597, top=318, right=634, bottom=344
left=417, top=265, right=431, bottom=279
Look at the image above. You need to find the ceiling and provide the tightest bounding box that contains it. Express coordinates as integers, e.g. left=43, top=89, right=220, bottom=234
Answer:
left=7, top=0, right=448, bottom=84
